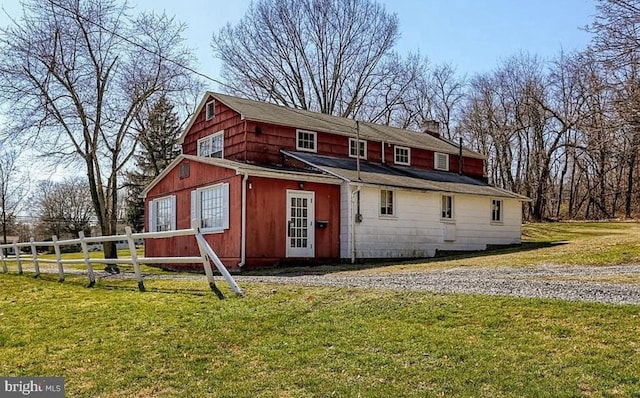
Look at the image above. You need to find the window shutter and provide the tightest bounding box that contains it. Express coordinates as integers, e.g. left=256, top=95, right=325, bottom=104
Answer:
left=222, top=183, right=230, bottom=230
left=148, top=200, right=157, bottom=232
left=170, top=195, right=177, bottom=230
left=190, top=190, right=197, bottom=229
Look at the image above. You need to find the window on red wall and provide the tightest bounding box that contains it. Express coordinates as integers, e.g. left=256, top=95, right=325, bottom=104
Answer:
left=296, top=129, right=317, bottom=152
left=149, top=195, right=176, bottom=232
left=349, top=138, right=367, bottom=159
left=197, top=131, right=224, bottom=158
left=205, top=100, right=215, bottom=120
left=394, top=146, right=410, bottom=165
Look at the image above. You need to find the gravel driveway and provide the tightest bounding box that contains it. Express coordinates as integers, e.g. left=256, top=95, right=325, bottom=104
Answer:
left=24, top=263, right=640, bottom=305
left=229, top=265, right=640, bottom=305
left=79, top=264, right=640, bottom=306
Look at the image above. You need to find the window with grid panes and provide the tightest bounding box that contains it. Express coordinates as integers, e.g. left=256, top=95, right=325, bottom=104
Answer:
left=349, top=138, right=367, bottom=159
left=441, top=195, right=453, bottom=219
left=155, top=197, right=174, bottom=231
left=380, top=189, right=394, bottom=216
left=395, top=146, right=410, bottom=165
left=199, top=185, right=225, bottom=229
left=296, top=130, right=317, bottom=152
left=197, top=131, right=223, bottom=158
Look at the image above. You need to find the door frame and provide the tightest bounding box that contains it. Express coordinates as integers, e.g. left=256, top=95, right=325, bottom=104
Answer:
left=285, top=190, right=315, bottom=258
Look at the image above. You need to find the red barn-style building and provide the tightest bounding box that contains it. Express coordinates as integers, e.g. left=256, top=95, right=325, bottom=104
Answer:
left=143, top=92, right=527, bottom=269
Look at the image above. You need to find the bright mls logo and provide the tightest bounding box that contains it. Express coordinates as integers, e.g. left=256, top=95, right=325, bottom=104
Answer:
left=0, top=377, right=64, bottom=397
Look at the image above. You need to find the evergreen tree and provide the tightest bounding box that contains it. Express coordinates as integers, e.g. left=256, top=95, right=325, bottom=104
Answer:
left=125, top=96, right=182, bottom=232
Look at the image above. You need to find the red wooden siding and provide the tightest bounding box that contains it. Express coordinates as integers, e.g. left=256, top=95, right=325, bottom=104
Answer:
left=182, top=95, right=247, bottom=161
left=144, top=159, right=341, bottom=268
left=145, top=159, right=242, bottom=267
left=181, top=97, right=485, bottom=179
left=244, top=177, right=341, bottom=267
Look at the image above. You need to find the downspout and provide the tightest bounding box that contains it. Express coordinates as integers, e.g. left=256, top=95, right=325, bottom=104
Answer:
left=356, top=121, right=361, bottom=181
left=381, top=140, right=385, bottom=164
left=459, top=137, right=463, bottom=175
left=351, top=184, right=361, bottom=264
left=238, top=172, right=248, bottom=268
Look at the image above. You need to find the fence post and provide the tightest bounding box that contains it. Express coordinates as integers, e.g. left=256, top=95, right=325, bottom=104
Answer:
left=30, top=238, right=40, bottom=278
left=194, top=234, right=224, bottom=299
left=125, top=227, right=144, bottom=291
left=13, top=242, right=22, bottom=275
left=52, top=235, right=64, bottom=282
left=194, top=232, right=243, bottom=297
left=78, top=231, right=95, bottom=287
left=0, top=247, right=7, bottom=273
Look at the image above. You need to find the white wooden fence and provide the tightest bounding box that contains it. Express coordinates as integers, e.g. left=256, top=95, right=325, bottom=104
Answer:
left=0, top=227, right=243, bottom=298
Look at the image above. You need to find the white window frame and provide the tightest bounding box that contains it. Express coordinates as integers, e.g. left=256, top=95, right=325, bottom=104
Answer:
left=435, top=152, right=450, bottom=171
left=441, top=195, right=454, bottom=220
left=348, top=138, right=367, bottom=159
left=197, top=130, right=224, bottom=159
left=191, top=183, right=229, bottom=233
left=491, top=198, right=503, bottom=224
left=394, top=146, right=411, bottom=165
left=380, top=189, right=395, bottom=217
left=205, top=100, right=215, bottom=121
left=296, top=129, right=317, bottom=152
left=148, top=195, right=176, bottom=232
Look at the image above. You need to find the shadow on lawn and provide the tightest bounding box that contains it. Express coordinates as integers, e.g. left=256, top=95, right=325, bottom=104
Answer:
left=239, top=240, right=568, bottom=277
left=13, top=272, right=216, bottom=297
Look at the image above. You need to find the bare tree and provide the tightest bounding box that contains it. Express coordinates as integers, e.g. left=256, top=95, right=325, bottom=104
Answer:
left=429, top=63, right=467, bottom=139
left=36, top=178, right=94, bottom=239
left=0, top=0, right=198, bottom=270
left=212, top=0, right=409, bottom=119
left=589, top=0, right=640, bottom=68
left=0, top=148, right=29, bottom=250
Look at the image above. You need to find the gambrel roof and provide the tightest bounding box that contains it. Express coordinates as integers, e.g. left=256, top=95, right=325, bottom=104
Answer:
left=179, top=92, right=486, bottom=160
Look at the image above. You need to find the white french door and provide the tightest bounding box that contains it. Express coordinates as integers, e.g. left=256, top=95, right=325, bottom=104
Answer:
left=286, top=190, right=315, bottom=257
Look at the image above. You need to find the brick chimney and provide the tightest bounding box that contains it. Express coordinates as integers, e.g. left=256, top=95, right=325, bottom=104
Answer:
left=421, top=120, right=440, bottom=138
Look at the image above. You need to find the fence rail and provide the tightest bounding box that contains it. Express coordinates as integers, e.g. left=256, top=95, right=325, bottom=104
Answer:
left=0, top=227, right=243, bottom=298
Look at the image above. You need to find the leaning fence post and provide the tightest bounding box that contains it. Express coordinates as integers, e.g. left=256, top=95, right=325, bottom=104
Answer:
left=125, top=227, right=144, bottom=291
left=78, top=231, right=95, bottom=287
left=0, top=246, right=7, bottom=273
left=194, top=234, right=224, bottom=299
left=52, top=235, right=64, bottom=282
left=194, top=231, right=243, bottom=297
left=13, top=242, right=22, bottom=275
left=30, top=238, right=40, bottom=278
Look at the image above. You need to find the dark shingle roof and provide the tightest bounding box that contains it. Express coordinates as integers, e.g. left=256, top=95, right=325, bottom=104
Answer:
left=282, top=150, right=529, bottom=200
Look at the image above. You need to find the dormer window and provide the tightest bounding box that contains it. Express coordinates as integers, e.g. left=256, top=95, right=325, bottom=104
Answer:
left=394, top=146, right=410, bottom=165
left=205, top=100, right=215, bottom=121
left=296, top=129, right=317, bottom=152
left=197, top=130, right=224, bottom=158
left=349, top=138, right=367, bottom=159
left=434, top=152, right=449, bottom=171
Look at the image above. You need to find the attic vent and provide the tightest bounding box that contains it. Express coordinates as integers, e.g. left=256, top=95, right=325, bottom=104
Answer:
left=179, top=162, right=190, bottom=179
left=434, top=153, right=449, bottom=171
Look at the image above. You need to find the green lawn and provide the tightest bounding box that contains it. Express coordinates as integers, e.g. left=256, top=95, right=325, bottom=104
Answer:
left=0, top=275, right=639, bottom=397
left=2, top=222, right=640, bottom=397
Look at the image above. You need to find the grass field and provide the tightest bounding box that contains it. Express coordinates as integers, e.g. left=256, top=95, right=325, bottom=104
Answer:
left=1, top=222, right=640, bottom=397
